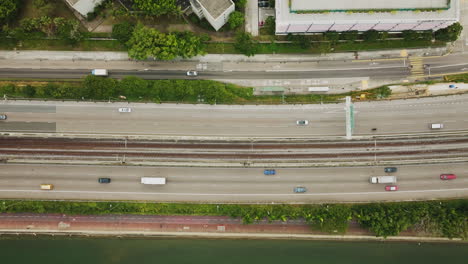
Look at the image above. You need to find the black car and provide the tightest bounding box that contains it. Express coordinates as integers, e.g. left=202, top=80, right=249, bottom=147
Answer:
left=98, top=178, right=111, bottom=184
left=384, top=167, right=397, bottom=173
left=258, top=1, right=269, bottom=7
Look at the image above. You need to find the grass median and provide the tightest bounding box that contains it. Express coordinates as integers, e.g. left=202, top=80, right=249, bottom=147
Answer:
left=0, top=77, right=392, bottom=105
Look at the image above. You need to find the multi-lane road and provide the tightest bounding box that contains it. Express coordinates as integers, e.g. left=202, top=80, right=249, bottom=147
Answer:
left=0, top=164, right=466, bottom=203
left=1, top=94, right=468, bottom=138
left=0, top=53, right=467, bottom=81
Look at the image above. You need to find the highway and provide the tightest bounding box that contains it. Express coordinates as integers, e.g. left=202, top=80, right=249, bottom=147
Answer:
left=1, top=94, right=468, bottom=138
left=0, top=164, right=466, bottom=203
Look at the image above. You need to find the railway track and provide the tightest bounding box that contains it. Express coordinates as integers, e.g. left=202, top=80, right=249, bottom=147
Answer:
left=2, top=136, right=468, bottom=164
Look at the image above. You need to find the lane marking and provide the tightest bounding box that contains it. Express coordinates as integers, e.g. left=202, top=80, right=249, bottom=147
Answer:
left=0, top=188, right=467, bottom=196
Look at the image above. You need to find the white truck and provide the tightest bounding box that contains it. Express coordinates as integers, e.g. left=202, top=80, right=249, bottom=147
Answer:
left=141, top=177, right=166, bottom=185
left=91, top=69, right=108, bottom=76
left=370, top=176, right=396, bottom=184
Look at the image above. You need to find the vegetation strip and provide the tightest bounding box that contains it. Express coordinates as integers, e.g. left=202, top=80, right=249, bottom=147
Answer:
left=0, top=77, right=391, bottom=104
left=0, top=200, right=466, bottom=239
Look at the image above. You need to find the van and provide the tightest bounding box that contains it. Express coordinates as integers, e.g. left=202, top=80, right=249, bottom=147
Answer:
left=91, top=69, right=108, bottom=76
left=430, top=123, right=444, bottom=129
left=40, top=184, right=54, bottom=190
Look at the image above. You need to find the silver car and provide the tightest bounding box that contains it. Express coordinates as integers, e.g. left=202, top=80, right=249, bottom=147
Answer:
left=0, top=114, right=7, bottom=120
left=186, top=70, right=198, bottom=76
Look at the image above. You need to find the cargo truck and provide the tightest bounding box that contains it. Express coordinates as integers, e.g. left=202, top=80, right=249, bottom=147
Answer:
left=141, top=177, right=166, bottom=185
left=370, top=176, right=396, bottom=184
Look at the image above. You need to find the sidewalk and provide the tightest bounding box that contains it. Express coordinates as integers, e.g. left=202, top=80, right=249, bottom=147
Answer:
left=0, top=47, right=450, bottom=63
left=0, top=213, right=462, bottom=242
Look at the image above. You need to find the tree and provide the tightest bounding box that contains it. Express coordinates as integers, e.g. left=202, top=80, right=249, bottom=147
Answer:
left=0, top=0, right=20, bottom=26
left=363, top=29, right=379, bottom=42
left=435, top=22, right=463, bottom=42
left=127, top=25, right=178, bottom=60
left=54, top=18, right=83, bottom=44
left=378, top=31, right=388, bottom=41
left=234, top=0, right=247, bottom=11
left=117, top=76, right=149, bottom=99
left=234, top=32, right=259, bottom=57
left=341, top=30, right=358, bottom=42
left=112, top=22, right=135, bottom=45
left=421, top=31, right=433, bottom=41
left=174, top=31, right=207, bottom=58
left=264, top=16, right=275, bottom=35
left=33, top=0, right=55, bottom=18
left=324, top=31, right=340, bottom=44
left=291, top=35, right=311, bottom=49
left=132, top=0, right=180, bottom=16
left=228, top=11, right=244, bottom=30
left=402, top=30, right=419, bottom=41
left=82, top=75, right=117, bottom=100
left=268, top=0, right=275, bottom=8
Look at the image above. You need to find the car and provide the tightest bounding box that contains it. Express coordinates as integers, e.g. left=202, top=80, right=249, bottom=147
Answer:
left=264, top=169, right=276, bottom=175
left=258, top=2, right=269, bottom=7
left=186, top=70, right=198, bottom=76
left=293, top=186, right=307, bottom=193
left=0, top=114, right=7, bottom=120
left=296, top=120, right=309, bottom=126
left=429, top=123, right=444, bottom=129
left=98, top=178, right=111, bottom=184
left=384, top=167, right=397, bottom=173
left=118, top=107, right=132, bottom=113
left=440, top=174, right=457, bottom=180
left=385, top=185, right=398, bottom=191
left=40, top=184, right=54, bottom=190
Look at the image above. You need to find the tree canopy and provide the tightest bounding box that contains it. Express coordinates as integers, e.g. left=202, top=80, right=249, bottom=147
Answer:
left=234, top=32, right=259, bottom=57
left=0, top=0, right=21, bottom=26
left=228, top=11, right=244, bottom=30
left=127, top=25, right=205, bottom=60
left=132, top=0, right=180, bottom=16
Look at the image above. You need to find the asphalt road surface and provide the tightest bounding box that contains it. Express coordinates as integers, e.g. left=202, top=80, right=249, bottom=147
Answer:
left=0, top=164, right=466, bottom=203
left=0, top=67, right=410, bottom=80
left=1, top=95, right=468, bottom=137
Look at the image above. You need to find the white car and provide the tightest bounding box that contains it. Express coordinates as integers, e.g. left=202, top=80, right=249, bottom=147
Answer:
left=186, top=70, right=198, bottom=76
left=296, top=120, right=309, bottom=126
left=118, top=108, right=132, bottom=113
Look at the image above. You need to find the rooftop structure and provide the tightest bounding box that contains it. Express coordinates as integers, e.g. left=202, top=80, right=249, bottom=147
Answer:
left=65, top=0, right=105, bottom=17
left=190, top=0, right=235, bottom=31
left=276, top=0, right=459, bottom=34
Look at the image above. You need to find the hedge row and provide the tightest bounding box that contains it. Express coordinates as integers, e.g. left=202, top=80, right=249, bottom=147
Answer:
left=0, top=76, right=254, bottom=104
left=1, top=200, right=466, bottom=239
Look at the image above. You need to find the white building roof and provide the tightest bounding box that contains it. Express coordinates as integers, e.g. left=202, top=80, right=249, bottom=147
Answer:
left=197, top=0, right=233, bottom=20
left=291, top=0, right=449, bottom=11
left=66, top=0, right=105, bottom=16
left=276, top=0, right=460, bottom=26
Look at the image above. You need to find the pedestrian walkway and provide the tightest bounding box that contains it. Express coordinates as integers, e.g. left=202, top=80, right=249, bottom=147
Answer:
left=409, top=56, right=425, bottom=79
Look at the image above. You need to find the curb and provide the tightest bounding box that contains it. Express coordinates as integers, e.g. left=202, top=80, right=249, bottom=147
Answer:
left=0, top=229, right=464, bottom=243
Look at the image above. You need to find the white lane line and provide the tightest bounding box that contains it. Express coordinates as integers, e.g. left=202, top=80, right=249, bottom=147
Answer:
left=0, top=188, right=467, bottom=196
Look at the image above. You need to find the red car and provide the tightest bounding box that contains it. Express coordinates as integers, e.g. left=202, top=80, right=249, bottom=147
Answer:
left=385, top=185, right=398, bottom=191
left=440, top=174, right=457, bottom=180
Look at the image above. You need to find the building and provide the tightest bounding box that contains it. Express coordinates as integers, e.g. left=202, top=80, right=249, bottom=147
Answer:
left=275, top=0, right=460, bottom=34
left=190, top=0, right=235, bottom=31
left=65, top=0, right=105, bottom=17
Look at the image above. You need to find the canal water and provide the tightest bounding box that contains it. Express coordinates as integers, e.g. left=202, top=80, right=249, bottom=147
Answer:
left=0, top=236, right=466, bottom=264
